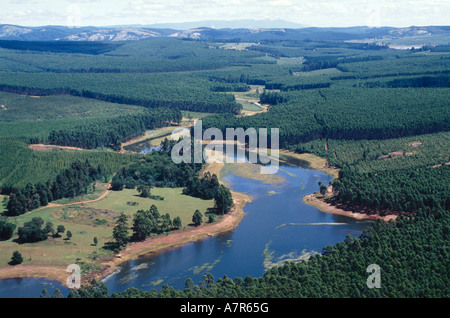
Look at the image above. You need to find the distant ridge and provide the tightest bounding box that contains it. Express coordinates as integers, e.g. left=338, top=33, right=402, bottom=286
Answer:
left=139, top=19, right=308, bottom=30
left=0, top=23, right=448, bottom=44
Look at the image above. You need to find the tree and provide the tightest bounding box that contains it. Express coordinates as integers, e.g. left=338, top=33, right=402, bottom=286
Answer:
left=6, top=193, right=26, bottom=216
left=318, top=182, right=327, bottom=196
left=113, top=213, right=129, bottom=247
left=66, top=231, right=72, bottom=240
left=51, top=289, right=64, bottom=298
left=0, top=220, right=16, bottom=240
left=173, top=216, right=182, bottom=229
left=10, top=251, right=23, bottom=265
left=44, top=222, right=55, bottom=236
left=40, top=288, right=50, bottom=298
left=137, top=185, right=151, bottom=198
left=192, top=210, right=203, bottom=226
left=56, top=225, right=65, bottom=237
left=111, top=174, right=125, bottom=191
left=208, top=214, right=216, bottom=223
left=132, top=210, right=154, bottom=241
left=93, top=237, right=98, bottom=246
left=17, top=217, right=48, bottom=243
left=214, top=185, right=233, bottom=214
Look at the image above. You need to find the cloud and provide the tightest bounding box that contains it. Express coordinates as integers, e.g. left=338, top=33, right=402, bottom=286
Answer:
left=1, top=0, right=449, bottom=27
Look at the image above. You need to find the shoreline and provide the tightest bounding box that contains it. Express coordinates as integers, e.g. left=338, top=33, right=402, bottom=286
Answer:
left=86, top=188, right=250, bottom=284
left=0, top=266, right=68, bottom=285
left=0, top=161, right=252, bottom=286
left=303, top=192, right=398, bottom=222
left=278, top=149, right=340, bottom=179
left=0, top=148, right=395, bottom=286
left=0, top=188, right=251, bottom=286
left=279, top=150, right=398, bottom=222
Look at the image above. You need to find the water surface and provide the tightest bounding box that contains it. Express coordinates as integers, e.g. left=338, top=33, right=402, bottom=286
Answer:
left=101, top=162, right=372, bottom=292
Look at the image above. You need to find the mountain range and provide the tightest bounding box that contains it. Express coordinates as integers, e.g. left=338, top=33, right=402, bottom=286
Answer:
left=0, top=21, right=449, bottom=44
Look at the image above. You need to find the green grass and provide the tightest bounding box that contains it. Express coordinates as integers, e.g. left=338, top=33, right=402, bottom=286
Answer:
left=85, top=187, right=215, bottom=229
left=0, top=187, right=214, bottom=271
left=237, top=99, right=264, bottom=112
left=276, top=57, right=305, bottom=65
left=233, top=85, right=264, bottom=100
left=51, top=182, right=109, bottom=205
left=0, top=206, right=112, bottom=269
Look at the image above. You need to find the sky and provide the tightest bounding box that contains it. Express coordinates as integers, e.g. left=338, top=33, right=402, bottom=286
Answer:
left=1, top=0, right=449, bottom=28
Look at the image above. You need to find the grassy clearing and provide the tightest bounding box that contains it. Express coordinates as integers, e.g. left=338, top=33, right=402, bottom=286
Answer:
left=51, top=182, right=109, bottom=205
left=85, top=187, right=215, bottom=229
left=0, top=206, right=113, bottom=273
left=277, top=57, right=305, bottom=65
left=233, top=85, right=269, bottom=116
left=0, top=186, right=215, bottom=278
left=237, top=99, right=264, bottom=112
left=292, top=68, right=343, bottom=77
left=234, top=85, right=264, bottom=100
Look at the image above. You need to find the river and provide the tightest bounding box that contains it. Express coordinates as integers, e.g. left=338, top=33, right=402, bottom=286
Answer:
left=0, top=147, right=372, bottom=298
left=99, top=160, right=372, bottom=293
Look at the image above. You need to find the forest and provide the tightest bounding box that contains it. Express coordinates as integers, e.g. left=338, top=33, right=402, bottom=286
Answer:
left=47, top=108, right=181, bottom=150
left=5, top=160, right=105, bottom=216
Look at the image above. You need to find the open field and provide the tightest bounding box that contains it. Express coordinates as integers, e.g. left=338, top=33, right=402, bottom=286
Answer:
left=85, top=187, right=215, bottom=228
left=0, top=186, right=216, bottom=282
left=0, top=205, right=110, bottom=275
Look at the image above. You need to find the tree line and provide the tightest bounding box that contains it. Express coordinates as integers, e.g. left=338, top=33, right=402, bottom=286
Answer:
left=47, top=108, right=181, bottom=150
left=110, top=205, right=179, bottom=249
left=331, top=165, right=450, bottom=214
left=5, top=160, right=105, bottom=216
left=201, top=87, right=450, bottom=147
left=16, top=217, right=69, bottom=244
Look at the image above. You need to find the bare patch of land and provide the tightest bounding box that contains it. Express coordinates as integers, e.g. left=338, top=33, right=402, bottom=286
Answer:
left=278, top=149, right=340, bottom=179
left=0, top=266, right=68, bottom=284
left=29, top=144, right=92, bottom=152
left=303, top=191, right=398, bottom=222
